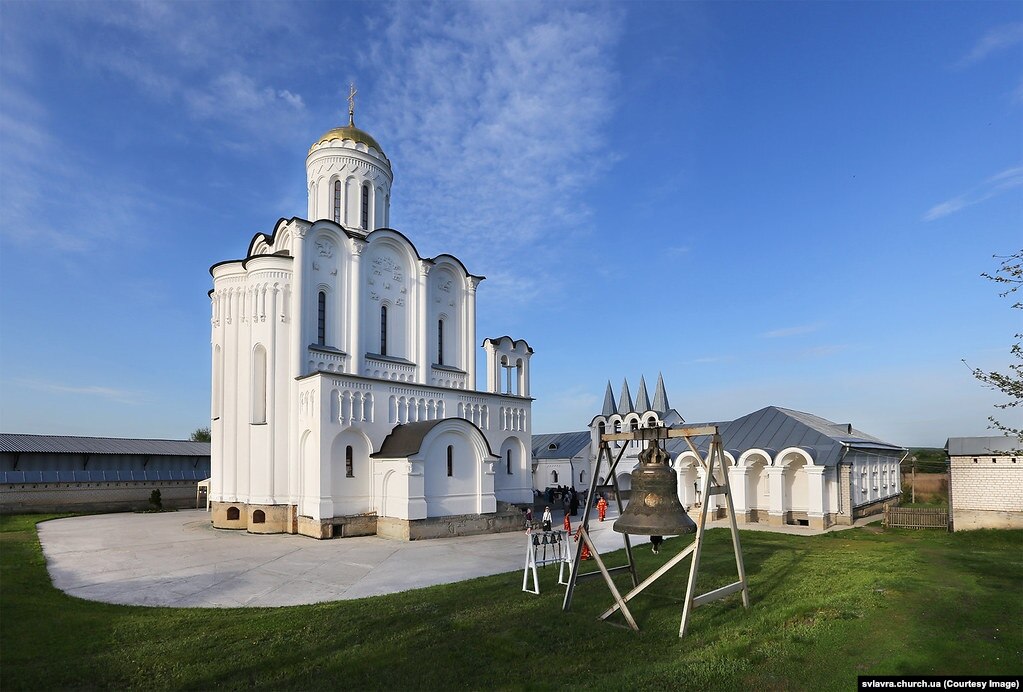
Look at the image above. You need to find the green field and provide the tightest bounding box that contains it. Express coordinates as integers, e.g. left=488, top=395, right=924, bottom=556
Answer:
left=2, top=515, right=1021, bottom=690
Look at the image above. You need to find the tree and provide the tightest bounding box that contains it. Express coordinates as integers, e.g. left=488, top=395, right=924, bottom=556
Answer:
left=966, top=250, right=1023, bottom=445
left=190, top=426, right=211, bottom=443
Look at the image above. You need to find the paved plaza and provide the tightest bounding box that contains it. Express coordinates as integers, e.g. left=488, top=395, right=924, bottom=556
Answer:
left=37, top=508, right=874, bottom=608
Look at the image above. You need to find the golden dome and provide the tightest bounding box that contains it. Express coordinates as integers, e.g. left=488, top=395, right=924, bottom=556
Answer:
left=310, top=120, right=385, bottom=156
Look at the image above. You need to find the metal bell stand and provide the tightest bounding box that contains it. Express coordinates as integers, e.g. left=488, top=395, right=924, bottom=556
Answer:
left=562, top=425, right=751, bottom=637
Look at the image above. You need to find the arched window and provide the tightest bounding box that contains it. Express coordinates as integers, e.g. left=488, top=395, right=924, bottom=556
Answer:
left=506, top=449, right=513, bottom=475
left=252, top=345, right=267, bottom=424
left=346, top=445, right=354, bottom=478
left=226, top=506, right=240, bottom=520
left=252, top=510, right=266, bottom=524
left=580, top=470, right=586, bottom=484
left=646, top=415, right=657, bottom=428
left=437, top=318, right=445, bottom=365
left=598, top=421, right=606, bottom=440
left=630, top=420, right=639, bottom=447
left=333, top=180, right=342, bottom=223
left=552, top=470, right=559, bottom=484
left=447, top=445, right=454, bottom=477
left=317, top=291, right=326, bottom=346
left=361, top=184, right=370, bottom=230
left=380, top=305, right=388, bottom=356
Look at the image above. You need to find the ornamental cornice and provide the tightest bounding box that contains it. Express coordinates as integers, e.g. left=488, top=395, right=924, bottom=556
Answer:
left=309, top=154, right=392, bottom=181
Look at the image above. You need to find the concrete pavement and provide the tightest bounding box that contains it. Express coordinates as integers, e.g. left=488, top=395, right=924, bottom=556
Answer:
left=37, top=508, right=880, bottom=608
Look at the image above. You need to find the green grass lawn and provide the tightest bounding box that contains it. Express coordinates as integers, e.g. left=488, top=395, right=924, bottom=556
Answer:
left=2, top=515, right=1021, bottom=690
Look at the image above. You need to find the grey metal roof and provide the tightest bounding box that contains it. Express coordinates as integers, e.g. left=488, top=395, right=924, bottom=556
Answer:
left=1, top=469, right=209, bottom=484
left=634, top=376, right=651, bottom=413
left=372, top=421, right=447, bottom=458
left=651, top=373, right=670, bottom=414
left=371, top=420, right=497, bottom=459
left=601, top=382, right=617, bottom=417
left=618, top=379, right=634, bottom=414
left=0, top=433, right=210, bottom=457
left=946, top=436, right=1021, bottom=456
left=532, top=431, right=590, bottom=459
left=663, top=406, right=905, bottom=466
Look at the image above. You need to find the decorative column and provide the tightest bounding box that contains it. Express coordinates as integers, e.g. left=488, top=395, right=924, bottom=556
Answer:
left=837, top=462, right=853, bottom=525
left=483, top=339, right=497, bottom=393
left=805, top=465, right=828, bottom=529
left=727, top=465, right=750, bottom=524
left=465, top=277, right=480, bottom=389
left=766, top=466, right=787, bottom=526
left=288, top=223, right=307, bottom=506
left=349, top=241, right=364, bottom=376
left=417, top=263, right=430, bottom=384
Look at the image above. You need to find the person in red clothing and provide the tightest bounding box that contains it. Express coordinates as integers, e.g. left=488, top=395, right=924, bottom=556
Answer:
left=563, top=513, right=571, bottom=532
left=597, top=496, right=608, bottom=522
left=575, top=526, right=591, bottom=560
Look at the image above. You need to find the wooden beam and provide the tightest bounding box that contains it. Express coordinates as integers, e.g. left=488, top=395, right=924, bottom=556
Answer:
left=600, top=424, right=717, bottom=443
left=691, top=580, right=745, bottom=608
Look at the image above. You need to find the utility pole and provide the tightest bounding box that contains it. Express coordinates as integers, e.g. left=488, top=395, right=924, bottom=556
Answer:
left=911, top=456, right=916, bottom=504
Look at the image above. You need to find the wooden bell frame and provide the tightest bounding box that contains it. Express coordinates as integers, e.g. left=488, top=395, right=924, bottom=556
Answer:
left=562, top=425, right=751, bottom=637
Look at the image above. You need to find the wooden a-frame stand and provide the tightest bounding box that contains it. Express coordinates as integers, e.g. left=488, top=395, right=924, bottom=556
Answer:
left=562, top=425, right=751, bottom=637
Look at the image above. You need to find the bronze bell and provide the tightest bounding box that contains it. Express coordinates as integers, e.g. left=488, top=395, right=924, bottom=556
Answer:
left=614, top=439, right=697, bottom=536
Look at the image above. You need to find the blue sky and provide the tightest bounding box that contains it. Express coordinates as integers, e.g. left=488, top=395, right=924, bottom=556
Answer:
left=1, top=1, right=1020, bottom=447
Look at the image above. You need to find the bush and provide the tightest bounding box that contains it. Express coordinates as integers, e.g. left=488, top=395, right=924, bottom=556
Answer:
left=149, top=489, right=162, bottom=511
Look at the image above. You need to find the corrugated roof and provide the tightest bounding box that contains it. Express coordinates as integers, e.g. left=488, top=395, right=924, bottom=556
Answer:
left=663, top=406, right=904, bottom=465
left=0, top=433, right=210, bottom=456
left=946, top=436, right=1021, bottom=456
left=532, top=431, right=590, bottom=459
left=0, top=469, right=209, bottom=484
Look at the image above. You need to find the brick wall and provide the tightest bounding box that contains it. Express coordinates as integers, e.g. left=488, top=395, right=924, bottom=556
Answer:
left=949, top=454, right=1023, bottom=530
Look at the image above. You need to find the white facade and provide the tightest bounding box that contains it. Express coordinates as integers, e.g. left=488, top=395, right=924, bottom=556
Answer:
left=947, top=436, right=1023, bottom=530
left=209, top=114, right=533, bottom=538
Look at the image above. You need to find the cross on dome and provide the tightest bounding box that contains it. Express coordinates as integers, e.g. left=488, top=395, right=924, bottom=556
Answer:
left=347, top=82, right=357, bottom=126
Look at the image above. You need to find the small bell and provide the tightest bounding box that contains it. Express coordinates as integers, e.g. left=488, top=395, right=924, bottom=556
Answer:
left=614, top=439, right=697, bottom=536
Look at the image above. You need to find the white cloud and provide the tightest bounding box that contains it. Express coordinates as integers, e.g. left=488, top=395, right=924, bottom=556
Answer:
left=957, top=22, right=1023, bottom=69
left=361, top=2, right=623, bottom=303
left=923, top=165, right=1023, bottom=221
left=760, top=324, right=823, bottom=339
left=18, top=379, right=143, bottom=405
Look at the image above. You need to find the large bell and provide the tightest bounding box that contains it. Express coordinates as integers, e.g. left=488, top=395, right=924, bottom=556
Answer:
left=614, top=439, right=697, bottom=536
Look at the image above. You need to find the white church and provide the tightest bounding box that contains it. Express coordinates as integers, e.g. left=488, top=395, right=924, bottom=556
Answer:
left=208, top=94, right=534, bottom=539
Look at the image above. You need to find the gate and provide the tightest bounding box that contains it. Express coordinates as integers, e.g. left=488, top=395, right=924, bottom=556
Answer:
left=883, top=505, right=949, bottom=529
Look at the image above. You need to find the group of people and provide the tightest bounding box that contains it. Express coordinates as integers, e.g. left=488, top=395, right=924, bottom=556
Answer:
left=541, top=484, right=585, bottom=514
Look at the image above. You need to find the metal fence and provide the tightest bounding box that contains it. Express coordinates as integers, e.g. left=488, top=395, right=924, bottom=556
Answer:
left=883, top=505, right=949, bottom=529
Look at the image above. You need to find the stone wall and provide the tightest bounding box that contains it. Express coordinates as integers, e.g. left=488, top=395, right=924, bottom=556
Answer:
left=377, top=508, right=523, bottom=541
left=0, top=480, right=201, bottom=514
left=949, top=454, right=1023, bottom=531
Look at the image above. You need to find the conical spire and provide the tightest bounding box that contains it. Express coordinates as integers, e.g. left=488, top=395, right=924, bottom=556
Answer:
left=652, top=372, right=670, bottom=413
left=635, top=375, right=651, bottom=412
left=601, top=381, right=618, bottom=416
left=618, top=378, right=634, bottom=414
